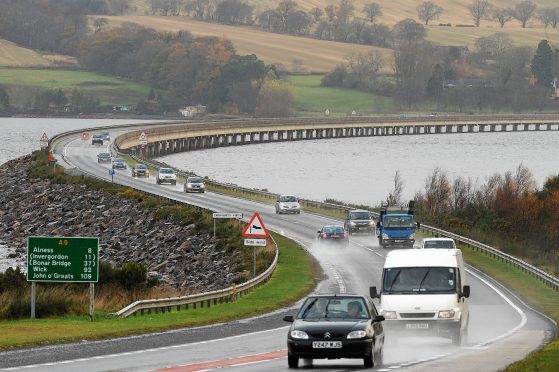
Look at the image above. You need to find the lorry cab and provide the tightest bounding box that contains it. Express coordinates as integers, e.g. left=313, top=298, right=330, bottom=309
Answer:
left=370, top=249, right=470, bottom=346
left=376, top=201, right=419, bottom=248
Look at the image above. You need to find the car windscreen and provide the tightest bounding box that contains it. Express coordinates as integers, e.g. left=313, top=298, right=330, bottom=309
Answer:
left=383, top=215, right=414, bottom=228
left=280, top=196, right=297, bottom=202
left=383, top=267, right=456, bottom=294
left=423, top=240, right=455, bottom=249
left=98, top=153, right=109, bottom=157
left=135, top=164, right=147, bottom=169
left=188, top=177, right=203, bottom=183
left=349, top=211, right=371, bottom=220
left=114, top=159, right=124, bottom=162
left=160, top=168, right=174, bottom=174
left=297, top=297, right=370, bottom=320
left=323, top=226, right=344, bottom=234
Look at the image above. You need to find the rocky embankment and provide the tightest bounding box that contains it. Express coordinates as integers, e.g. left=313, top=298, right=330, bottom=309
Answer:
left=0, top=156, right=237, bottom=293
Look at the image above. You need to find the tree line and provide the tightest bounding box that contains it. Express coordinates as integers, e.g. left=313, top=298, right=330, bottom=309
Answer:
left=412, top=166, right=559, bottom=275
left=322, top=19, right=559, bottom=112
left=0, top=0, right=294, bottom=116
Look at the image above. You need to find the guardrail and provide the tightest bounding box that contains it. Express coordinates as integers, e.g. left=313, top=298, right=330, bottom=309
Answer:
left=115, top=236, right=279, bottom=318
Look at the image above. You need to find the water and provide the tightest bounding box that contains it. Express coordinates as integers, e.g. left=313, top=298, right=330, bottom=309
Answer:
left=160, top=131, right=559, bottom=206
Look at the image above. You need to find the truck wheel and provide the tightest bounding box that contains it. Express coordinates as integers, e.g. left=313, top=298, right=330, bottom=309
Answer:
left=451, top=327, right=463, bottom=346
left=363, top=346, right=375, bottom=368
left=378, top=238, right=384, bottom=248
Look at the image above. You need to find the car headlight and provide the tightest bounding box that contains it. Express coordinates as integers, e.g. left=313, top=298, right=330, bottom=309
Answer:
left=200, top=184, right=205, bottom=188
left=187, top=184, right=193, bottom=188
left=347, top=330, right=367, bottom=339
left=290, top=330, right=309, bottom=339
left=382, top=233, right=390, bottom=240
left=369, top=221, right=375, bottom=226
left=349, top=221, right=356, bottom=226
left=382, top=311, right=397, bottom=319
left=438, top=310, right=456, bottom=319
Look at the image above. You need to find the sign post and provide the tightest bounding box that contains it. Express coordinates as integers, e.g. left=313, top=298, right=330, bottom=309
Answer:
left=241, top=213, right=269, bottom=277
left=40, top=132, right=49, bottom=151
left=139, top=132, right=148, bottom=157
left=27, top=236, right=99, bottom=320
left=212, top=212, right=243, bottom=239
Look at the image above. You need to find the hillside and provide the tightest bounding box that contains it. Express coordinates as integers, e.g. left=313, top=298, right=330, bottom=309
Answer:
left=104, top=16, right=394, bottom=73
left=0, top=39, right=68, bottom=67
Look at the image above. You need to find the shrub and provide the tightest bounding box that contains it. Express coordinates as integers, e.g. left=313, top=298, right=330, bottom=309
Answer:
left=114, top=262, right=147, bottom=290
left=0, top=267, right=28, bottom=293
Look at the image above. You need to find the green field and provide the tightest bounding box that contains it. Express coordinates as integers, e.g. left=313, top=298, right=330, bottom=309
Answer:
left=289, top=75, right=394, bottom=116
left=0, top=68, right=152, bottom=105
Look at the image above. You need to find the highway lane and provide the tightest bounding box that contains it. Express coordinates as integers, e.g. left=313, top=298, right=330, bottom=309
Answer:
left=0, top=127, right=554, bottom=371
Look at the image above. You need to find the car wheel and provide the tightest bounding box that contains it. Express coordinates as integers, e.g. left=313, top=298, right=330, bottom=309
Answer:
left=363, top=346, right=375, bottom=368
left=172, top=180, right=176, bottom=185
left=287, top=353, right=299, bottom=368
left=374, top=346, right=384, bottom=366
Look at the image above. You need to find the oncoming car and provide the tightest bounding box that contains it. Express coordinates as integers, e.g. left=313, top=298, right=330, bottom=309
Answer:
left=97, top=152, right=111, bottom=163
left=156, top=167, right=176, bottom=185
left=184, top=176, right=205, bottom=193
left=421, top=237, right=457, bottom=249
left=275, top=195, right=301, bottom=214
left=283, top=293, right=385, bottom=368
left=317, top=225, right=349, bottom=245
left=131, top=163, right=149, bottom=178
left=91, top=134, right=103, bottom=145
left=100, top=131, right=110, bottom=142
left=111, top=158, right=127, bottom=169
left=344, top=209, right=375, bottom=235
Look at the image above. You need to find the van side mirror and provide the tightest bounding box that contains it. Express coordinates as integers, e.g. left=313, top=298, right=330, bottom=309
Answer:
left=317, top=230, right=321, bottom=234
left=376, top=221, right=380, bottom=228
left=283, top=315, right=294, bottom=322
left=462, top=285, right=470, bottom=298
left=370, top=286, right=379, bottom=299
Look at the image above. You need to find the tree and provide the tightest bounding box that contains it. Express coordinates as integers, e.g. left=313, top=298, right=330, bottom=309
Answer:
left=385, top=170, right=403, bottom=205
left=468, top=0, right=491, bottom=27
left=185, top=0, right=209, bottom=19
left=531, top=40, right=553, bottom=88
left=416, top=1, right=443, bottom=25
left=512, top=1, right=537, bottom=28
left=108, top=0, right=131, bottom=15
left=277, top=0, right=298, bottom=32
left=363, top=2, right=382, bottom=23
left=286, top=11, right=312, bottom=35
left=426, top=63, right=444, bottom=101
left=324, top=5, right=337, bottom=22
left=93, top=17, right=108, bottom=32
left=337, top=0, right=355, bottom=24
left=309, top=7, right=322, bottom=22
left=475, top=33, right=513, bottom=61
left=393, top=19, right=426, bottom=46
left=255, top=79, right=294, bottom=117
left=492, top=7, right=513, bottom=28
left=538, top=8, right=559, bottom=29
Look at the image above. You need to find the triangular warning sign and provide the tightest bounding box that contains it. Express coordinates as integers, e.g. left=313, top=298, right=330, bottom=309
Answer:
left=40, top=132, right=49, bottom=142
left=242, top=212, right=269, bottom=238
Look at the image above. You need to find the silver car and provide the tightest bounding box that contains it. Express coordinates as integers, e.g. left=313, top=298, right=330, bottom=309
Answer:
left=184, top=176, right=205, bottom=193
left=156, top=167, right=176, bottom=185
left=275, top=195, right=301, bottom=214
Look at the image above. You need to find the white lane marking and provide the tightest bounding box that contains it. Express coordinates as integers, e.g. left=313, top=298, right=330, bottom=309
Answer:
left=0, top=326, right=290, bottom=371
left=465, top=267, right=528, bottom=347
left=326, top=263, right=346, bottom=293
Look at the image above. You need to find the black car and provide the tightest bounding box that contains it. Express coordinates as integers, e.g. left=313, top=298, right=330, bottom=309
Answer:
left=100, top=131, right=110, bottom=142
left=91, top=134, right=103, bottom=145
left=131, top=163, right=149, bottom=178
left=344, top=209, right=375, bottom=235
left=284, top=293, right=385, bottom=368
left=97, top=152, right=111, bottom=163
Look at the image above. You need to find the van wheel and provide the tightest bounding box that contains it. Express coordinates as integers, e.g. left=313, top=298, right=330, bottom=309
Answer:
left=451, top=327, right=464, bottom=346
left=288, top=353, right=299, bottom=368
left=374, top=347, right=383, bottom=366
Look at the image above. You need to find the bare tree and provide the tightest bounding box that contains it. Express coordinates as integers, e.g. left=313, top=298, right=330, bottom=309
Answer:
left=422, top=167, right=452, bottom=215
left=468, top=0, right=491, bottom=27
left=93, top=17, right=108, bottom=32
left=452, top=176, right=474, bottom=209
left=108, top=0, right=131, bottom=15
left=363, top=2, right=382, bottom=23
left=386, top=170, right=404, bottom=205
left=309, top=7, right=322, bottom=22
left=416, top=1, right=443, bottom=25
left=277, top=0, right=298, bottom=31
left=324, top=5, right=337, bottom=22
left=337, top=0, right=355, bottom=24
left=185, top=0, right=209, bottom=19
left=393, top=18, right=426, bottom=46
left=512, top=0, right=537, bottom=28
left=538, top=8, right=559, bottom=29
left=492, top=7, right=513, bottom=28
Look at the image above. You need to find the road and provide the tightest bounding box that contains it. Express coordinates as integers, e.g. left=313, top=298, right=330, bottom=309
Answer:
left=0, top=127, right=555, bottom=372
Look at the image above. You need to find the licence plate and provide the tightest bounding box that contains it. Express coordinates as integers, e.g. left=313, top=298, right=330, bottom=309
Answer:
left=332, top=235, right=339, bottom=238
left=406, top=323, right=429, bottom=329
left=394, top=240, right=404, bottom=243
left=313, top=341, right=342, bottom=348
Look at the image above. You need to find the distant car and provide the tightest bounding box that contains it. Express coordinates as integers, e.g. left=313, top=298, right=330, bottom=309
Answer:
left=275, top=194, right=301, bottom=214
left=100, top=132, right=110, bottom=142
left=91, top=134, right=103, bottom=145
left=112, top=158, right=127, bottom=170
left=421, top=237, right=457, bottom=249
left=184, top=176, right=205, bottom=193
left=317, top=225, right=349, bottom=245
left=131, top=163, right=149, bottom=178
left=97, top=152, right=111, bottom=163
left=283, top=293, right=385, bottom=368
left=156, top=167, right=176, bottom=185
left=344, top=209, right=375, bottom=235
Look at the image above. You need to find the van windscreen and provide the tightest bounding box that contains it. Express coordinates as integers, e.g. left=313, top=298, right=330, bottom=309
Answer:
left=383, top=267, right=456, bottom=293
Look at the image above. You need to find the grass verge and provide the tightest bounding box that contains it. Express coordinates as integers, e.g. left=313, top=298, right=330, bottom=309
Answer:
left=0, top=233, right=318, bottom=350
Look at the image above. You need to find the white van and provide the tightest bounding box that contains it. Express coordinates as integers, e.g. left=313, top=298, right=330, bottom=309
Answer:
left=420, top=237, right=457, bottom=249
left=370, top=249, right=470, bottom=345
